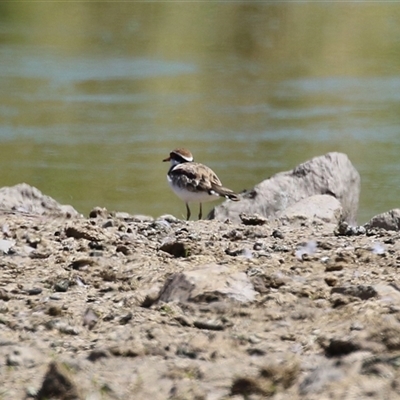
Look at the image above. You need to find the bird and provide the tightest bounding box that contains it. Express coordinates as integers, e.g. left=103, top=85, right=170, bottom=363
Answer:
left=163, top=148, right=240, bottom=220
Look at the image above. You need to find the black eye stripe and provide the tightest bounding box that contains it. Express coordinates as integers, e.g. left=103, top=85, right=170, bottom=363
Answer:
left=172, top=153, right=191, bottom=163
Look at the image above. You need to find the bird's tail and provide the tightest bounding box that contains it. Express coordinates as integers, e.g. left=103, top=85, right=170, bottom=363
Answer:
left=210, top=186, right=240, bottom=201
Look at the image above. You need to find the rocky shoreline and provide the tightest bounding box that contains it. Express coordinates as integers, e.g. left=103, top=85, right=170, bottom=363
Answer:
left=1, top=153, right=400, bottom=399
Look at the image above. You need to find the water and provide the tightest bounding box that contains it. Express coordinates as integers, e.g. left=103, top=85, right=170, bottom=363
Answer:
left=1, top=3, right=400, bottom=223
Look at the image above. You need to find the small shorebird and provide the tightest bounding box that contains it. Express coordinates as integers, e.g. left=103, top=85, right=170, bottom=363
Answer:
left=163, top=148, right=240, bottom=220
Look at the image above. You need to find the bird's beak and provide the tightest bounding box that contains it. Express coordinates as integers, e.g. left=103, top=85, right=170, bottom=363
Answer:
left=162, top=156, right=170, bottom=162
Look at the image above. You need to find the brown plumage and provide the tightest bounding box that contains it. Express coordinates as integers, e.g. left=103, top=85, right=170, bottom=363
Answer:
left=163, top=148, right=240, bottom=220
left=169, top=162, right=239, bottom=200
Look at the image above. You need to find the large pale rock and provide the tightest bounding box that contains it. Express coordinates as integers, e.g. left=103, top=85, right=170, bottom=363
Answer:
left=157, top=264, right=257, bottom=304
left=278, top=194, right=343, bottom=225
left=0, top=183, right=80, bottom=217
left=374, top=284, right=400, bottom=304
left=366, top=209, right=400, bottom=231
left=209, top=152, right=360, bottom=225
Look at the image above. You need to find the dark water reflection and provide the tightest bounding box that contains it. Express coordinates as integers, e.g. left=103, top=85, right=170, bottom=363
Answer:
left=1, top=3, right=400, bottom=223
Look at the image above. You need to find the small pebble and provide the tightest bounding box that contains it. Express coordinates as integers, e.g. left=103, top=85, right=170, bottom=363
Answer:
left=272, top=230, right=284, bottom=239
left=54, top=280, right=69, bottom=293
left=27, top=288, right=42, bottom=296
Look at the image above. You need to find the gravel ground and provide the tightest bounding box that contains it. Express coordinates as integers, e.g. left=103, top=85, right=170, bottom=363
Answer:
left=1, top=209, right=400, bottom=400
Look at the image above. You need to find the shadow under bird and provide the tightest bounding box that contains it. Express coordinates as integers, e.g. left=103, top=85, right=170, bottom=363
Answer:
left=163, top=148, right=240, bottom=220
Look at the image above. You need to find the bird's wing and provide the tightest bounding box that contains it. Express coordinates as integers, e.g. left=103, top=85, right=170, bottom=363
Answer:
left=171, top=163, right=222, bottom=193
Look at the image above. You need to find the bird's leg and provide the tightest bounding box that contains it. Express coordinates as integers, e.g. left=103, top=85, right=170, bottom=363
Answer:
left=186, top=203, right=191, bottom=221
left=198, top=203, right=202, bottom=220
